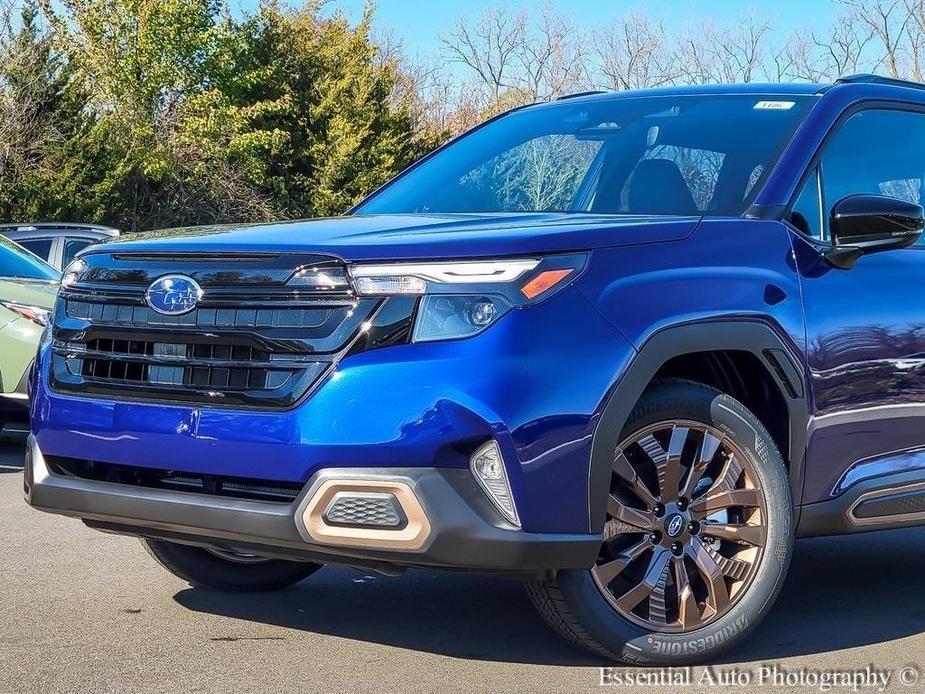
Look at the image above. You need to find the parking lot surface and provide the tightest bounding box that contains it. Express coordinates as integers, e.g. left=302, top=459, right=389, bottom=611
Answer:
left=1, top=441, right=923, bottom=693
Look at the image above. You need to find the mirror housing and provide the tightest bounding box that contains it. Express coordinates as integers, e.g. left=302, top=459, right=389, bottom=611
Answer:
left=825, top=194, right=924, bottom=269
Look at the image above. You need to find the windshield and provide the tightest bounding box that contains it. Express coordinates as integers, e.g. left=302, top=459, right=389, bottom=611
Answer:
left=0, top=235, right=60, bottom=280
left=357, top=94, right=815, bottom=217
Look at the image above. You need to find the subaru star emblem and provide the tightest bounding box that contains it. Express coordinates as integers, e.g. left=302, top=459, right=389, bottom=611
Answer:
left=145, top=275, right=202, bottom=315
left=665, top=513, right=685, bottom=538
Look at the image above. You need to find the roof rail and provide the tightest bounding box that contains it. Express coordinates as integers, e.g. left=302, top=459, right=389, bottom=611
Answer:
left=836, top=73, right=925, bottom=90
left=556, top=90, right=608, bottom=101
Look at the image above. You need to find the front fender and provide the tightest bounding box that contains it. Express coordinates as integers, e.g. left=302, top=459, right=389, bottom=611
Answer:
left=587, top=319, right=808, bottom=532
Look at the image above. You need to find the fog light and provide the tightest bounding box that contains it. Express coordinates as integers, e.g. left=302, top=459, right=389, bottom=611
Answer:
left=470, top=440, right=520, bottom=527
left=23, top=445, right=33, bottom=496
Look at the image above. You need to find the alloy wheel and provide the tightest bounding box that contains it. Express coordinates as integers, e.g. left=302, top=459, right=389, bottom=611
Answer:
left=592, top=420, right=768, bottom=633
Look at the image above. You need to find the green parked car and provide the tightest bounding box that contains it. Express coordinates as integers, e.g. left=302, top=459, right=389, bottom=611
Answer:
left=0, top=235, right=59, bottom=432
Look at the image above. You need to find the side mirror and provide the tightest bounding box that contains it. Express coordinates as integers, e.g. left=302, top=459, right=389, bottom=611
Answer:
left=825, top=194, right=924, bottom=269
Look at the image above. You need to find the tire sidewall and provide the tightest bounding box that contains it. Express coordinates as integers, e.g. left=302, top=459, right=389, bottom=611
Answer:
left=144, top=539, right=322, bottom=591
left=563, top=381, right=794, bottom=664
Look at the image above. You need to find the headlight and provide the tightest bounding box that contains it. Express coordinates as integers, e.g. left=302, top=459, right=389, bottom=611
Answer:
left=0, top=300, right=50, bottom=326
left=350, top=259, right=541, bottom=294
left=413, top=295, right=512, bottom=342
left=60, top=258, right=86, bottom=288
left=349, top=254, right=586, bottom=342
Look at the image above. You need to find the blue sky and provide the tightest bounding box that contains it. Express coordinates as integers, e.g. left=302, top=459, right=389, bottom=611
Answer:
left=235, top=1, right=841, bottom=59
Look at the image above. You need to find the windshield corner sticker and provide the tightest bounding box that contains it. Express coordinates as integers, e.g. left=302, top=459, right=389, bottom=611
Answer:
left=754, top=100, right=795, bottom=110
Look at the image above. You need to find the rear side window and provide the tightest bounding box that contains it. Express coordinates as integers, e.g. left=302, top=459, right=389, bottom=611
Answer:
left=0, top=236, right=59, bottom=280
left=18, top=238, right=53, bottom=261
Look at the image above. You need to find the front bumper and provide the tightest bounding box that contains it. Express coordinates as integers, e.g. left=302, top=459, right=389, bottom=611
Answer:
left=31, top=286, right=634, bottom=533
left=24, top=435, right=600, bottom=575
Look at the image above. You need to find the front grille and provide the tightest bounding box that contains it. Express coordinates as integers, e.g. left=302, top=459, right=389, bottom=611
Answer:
left=49, top=251, right=405, bottom=409
left=68, top=338, right=288, bottom=390
left=323, top=492, right=407, bottom=529
left=66, top=300, right=343, bottom=330
left=46, top=456, right=303, bottom=503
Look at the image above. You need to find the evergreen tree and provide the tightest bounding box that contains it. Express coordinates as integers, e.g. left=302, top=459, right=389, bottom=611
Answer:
left=0, top=0, right=424, bottom=231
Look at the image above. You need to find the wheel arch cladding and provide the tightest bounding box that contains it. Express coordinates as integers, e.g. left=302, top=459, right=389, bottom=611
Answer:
left=587, top=319, right=807, bottom=532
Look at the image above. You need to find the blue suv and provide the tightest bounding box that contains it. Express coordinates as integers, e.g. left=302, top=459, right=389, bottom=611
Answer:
left=24, top=75, right=925, bottom=664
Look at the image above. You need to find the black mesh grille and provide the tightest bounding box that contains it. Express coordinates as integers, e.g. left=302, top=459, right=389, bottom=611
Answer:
left=46, top=456, right=302, bottom=503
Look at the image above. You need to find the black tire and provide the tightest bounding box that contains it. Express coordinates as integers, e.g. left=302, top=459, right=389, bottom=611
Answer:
left=526, top=379, right=794, bottom=665
left=142, top=539, right=323, bottom=592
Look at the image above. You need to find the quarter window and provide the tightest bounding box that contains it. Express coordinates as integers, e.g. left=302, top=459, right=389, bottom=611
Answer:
left=790, top=167, right=824, bottom=240
left=63, top=238, right=94, bottom=266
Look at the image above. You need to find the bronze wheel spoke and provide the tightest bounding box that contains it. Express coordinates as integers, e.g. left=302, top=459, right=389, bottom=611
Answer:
left=704, top=545, right=754, bottom=581
left=690, top=488, right=762, bottom=515
left=607, top=495, right=655, bottom=530
left=687, top=538, right=730, bottom=618
left=613, top=547, right=670, bottom=613
left=673, top=557, right=702, bottom=629
left=648, top=556, right=671, bottom=625
left=681, top=431, right=722, bottom=498
left=639, top=427, right=686, bottom=503
left=660, top=426, right=688, bottom=503
left=706, top=454, right=743, bottom=495
left=613, top=450, right=658, bottom=509
left=603, top=518, right=649, bottom=536
left=703, top=522, right=766, bottom=547
left=592, top=539, right=650, bottom=586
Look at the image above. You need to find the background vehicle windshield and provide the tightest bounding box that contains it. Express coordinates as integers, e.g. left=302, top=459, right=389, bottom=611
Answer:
left=357, top=94, right=815, bottom=217
left=0, top=235, right=60, bottom=281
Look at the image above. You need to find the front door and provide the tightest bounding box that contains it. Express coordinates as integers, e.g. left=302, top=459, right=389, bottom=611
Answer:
left=791, top=107, right=925, bottom=503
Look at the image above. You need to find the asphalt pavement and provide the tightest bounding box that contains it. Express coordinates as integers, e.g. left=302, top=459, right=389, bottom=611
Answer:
left=1, top=441, right=923, bottom=694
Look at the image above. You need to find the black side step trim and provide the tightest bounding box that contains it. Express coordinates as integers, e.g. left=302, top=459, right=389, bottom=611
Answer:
left=851, top=482, right=925, bottom=523
left=797, top=470, right=925, bottom=537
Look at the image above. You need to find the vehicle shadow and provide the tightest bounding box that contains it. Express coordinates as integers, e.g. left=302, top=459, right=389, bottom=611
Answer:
left=714, top=525, right=925, bottom=664
left=174, top=526, right=925, bottom=666
left=0, top=441, right=25, bottom=474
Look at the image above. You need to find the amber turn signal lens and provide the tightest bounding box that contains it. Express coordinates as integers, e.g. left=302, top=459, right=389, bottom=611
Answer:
left=520, top=269, right=574, bottom=300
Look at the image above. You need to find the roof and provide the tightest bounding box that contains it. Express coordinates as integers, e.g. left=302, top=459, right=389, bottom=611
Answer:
left=546, top=75, right=925, bottom=106
left=545, top=82, right=827, bottom=106
left=0, top=222, right=119, bottom=236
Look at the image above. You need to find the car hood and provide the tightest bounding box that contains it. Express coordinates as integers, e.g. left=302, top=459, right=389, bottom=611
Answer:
left=91, top=213, right=701, bottom=261
left=0, top=277, right=58, bottom=309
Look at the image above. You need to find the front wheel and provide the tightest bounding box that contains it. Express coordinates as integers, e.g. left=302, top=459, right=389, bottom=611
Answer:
left=142, top=539, right=323, bottom=591
left=526, top=379, right=794, bottom=665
